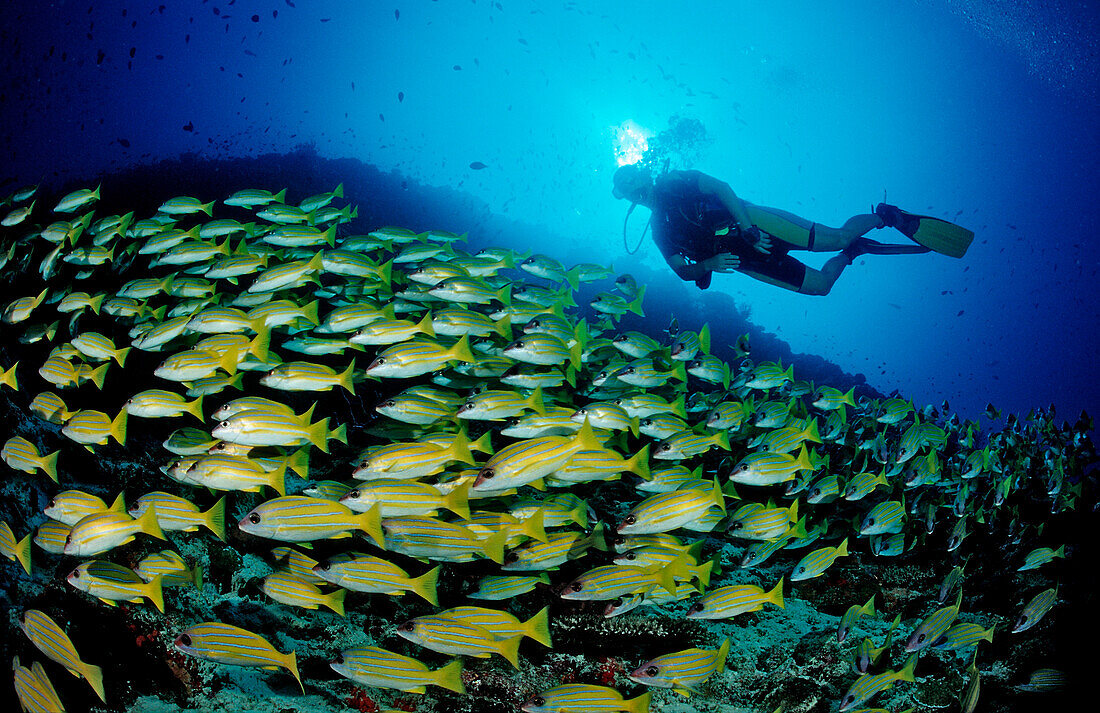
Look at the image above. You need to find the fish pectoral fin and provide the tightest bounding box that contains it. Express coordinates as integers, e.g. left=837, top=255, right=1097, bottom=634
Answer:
left=261, top=665, right=281, bottom=671
left=98, top=598, right=119, bottom=607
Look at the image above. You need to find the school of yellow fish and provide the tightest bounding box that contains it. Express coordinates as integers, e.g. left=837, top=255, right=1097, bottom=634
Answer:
left=0, top=180, right=1085, bottom=712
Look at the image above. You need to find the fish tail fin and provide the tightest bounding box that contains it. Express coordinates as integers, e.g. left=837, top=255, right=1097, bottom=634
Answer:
left=204, top=497, right=227, bottom=541
left=695, top=558, right=715, bottom=588
left=301, top=300, right=321, bottom=326
left=110, top=408, right=128, bottom=446
left=82, top=661, right=106, bottom=702
left=145, top=574, right=166, bottom=613
left=89, top=363, right=109, bottom=390
left=249, top=323, right=271, bottom=362
left=564, top=265, right=581, bottom=291
left=698, top=323, right=712, bottom=354
left=767, top=578, right=785, bottom=609
left=186, top=395, right=204, bottom=422
left=482, top=529, right=507, bottom=564
left=670, top=394, right=687, bottom=419
left=416, top=312, right=435, bottom=338
left=283, top=651, right=304, bottom=694
left=137, top=505, right=167, bottom=541
left=837, top=537, right=849, bottom=558
left=115, top=346, right=131, bottom=367
left=338, top=359, right=356, bottom=395
left=433, top=659, right=466, bottom=694
left=470, top=430, right=494, bottom=456
left=88, top=293, right=105, bottom=314
left=444, top=481, right=471, bottom=520
left=410, top=566, right=440, bottom=606
left=357, top=506, right=384, bottom=548
left=450, top=429, right=475, bottom=465
left=625, top=692, right=651, bottom=713
left=287, top=447, right=311, bottom=479
left=522, top=509, right=548, bottom=543
left=273, top=189, right=287, bottom=203
left=497, top=634, right=522, bottom=669
left=527, top=385, right=546, bottom=416
left=804, top=417, right=822, bottom=444
left=897, top=653, right=918, bottom=682
left=0, top=361, right=18, bottom=390
left=326, top=588, right=347, bottom=617
left=493, top=314, right=512, bottom=339
left=450, top=335, right=476, bottom=364
left=523, top=606, right=553, bottom=647
left=862, top=593, right=875, bottom=616
left=269, top=461, right=288, bottom=497
left=573, top=419, right=603, bottom=452
left=627, top=445, right=650, bottom=479
left=40, top=449, right=60, bottom=483
left=14, top=533, right=32, bottom=575
left=569, top=500, right=589, bottom=529
left=716, top=637, right=731, bottom=672
left=307, top=418, right=330, bottom=452
left=628, top=285, right=646, bottom=316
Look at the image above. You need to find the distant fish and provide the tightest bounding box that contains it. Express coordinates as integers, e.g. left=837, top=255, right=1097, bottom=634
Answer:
left=470, top=162, right=488, bottom=170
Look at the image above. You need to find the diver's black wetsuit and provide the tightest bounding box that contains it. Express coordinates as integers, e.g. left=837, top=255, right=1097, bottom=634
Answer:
left=650, top=170, right=807, bottom=290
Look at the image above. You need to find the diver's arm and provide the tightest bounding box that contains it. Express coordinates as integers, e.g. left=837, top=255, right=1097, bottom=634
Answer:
left=697, top=173, right=755, bottom=231
left=666, top=253, right=740, bottom=282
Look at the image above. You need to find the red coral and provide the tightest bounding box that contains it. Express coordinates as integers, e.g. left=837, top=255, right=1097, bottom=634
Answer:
left=344, top=687, right=379, bottom=713
left=595, top=656, right=623, bottom=686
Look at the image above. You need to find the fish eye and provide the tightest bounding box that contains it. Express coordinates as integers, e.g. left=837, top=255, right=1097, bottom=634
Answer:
left=576, top=408, right=587, bottom=415
left=347, top=490, right=360, bottom=498
left=249, top=513, right=261, bottom=524
left=730, top=522, right=743, bottom=531
left=480, top=468, right=495, bottom=479
left=570, top=581, right=583, bottom=591
left=688, top=603, right=703, bottom=613
left=376, top=357, right=386, bottom=364
left=400, top=621, right=415, bottom=632
left=333, top=653, right=343, bottom=664
left=219, top=420, right=229, bottom=428
left=866, top=517, right=875, bottom=526
left=624, top=515, right=636, bottom=525
left=625, top=553, right=636, bottom=560
left=71, top=569, right=80, bottom=578
left=796, top=566, right=804, bottom=574
left=917, top=633, right=925, bottom=643
left=659, top=444, right=671, bottom=451
left=504, top=551, right=519, bottom=564
left=179, top=634, right=192, bottom=646
left=843, top=695, right=854, bottom=705
left=1018, top=615, right=1028, bottom=625
left=514, top=340, right=524, bottom=349
left=463, top=401, right=476, bottom=410
left=645, top=665, right=659, bottom=676
left=640, top=419, right=652, bottom=426
left=532, top=697, right=545, bottom=707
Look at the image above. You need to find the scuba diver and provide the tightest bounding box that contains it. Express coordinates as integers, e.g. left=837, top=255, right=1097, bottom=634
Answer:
left=611, top=163, right=974, bottom=295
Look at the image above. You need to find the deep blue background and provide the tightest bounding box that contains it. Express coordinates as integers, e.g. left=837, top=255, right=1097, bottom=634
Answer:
left=1, top=0, right=1097, bottom=428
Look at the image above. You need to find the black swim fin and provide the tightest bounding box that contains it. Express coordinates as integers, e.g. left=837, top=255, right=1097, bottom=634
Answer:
left=875, top=203, right=974, bottom=258
left=842, top=237, right=931, bottom=261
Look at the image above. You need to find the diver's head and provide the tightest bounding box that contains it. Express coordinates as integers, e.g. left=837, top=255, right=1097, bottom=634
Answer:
left=612, top=163, right=653, bottom=203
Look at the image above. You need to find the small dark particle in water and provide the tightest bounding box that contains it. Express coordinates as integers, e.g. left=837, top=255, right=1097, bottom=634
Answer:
left=286, top=0, right=295, bottom=7
left=398, top=91, right=404, bottom=102
left=957, top=310, right=964, bottom=316
left=96, top=49, right=105, bottom=65
left=469, top=162, right=488, bottom=170
left=379, top=113, right=385, bottom=122
left=519, top=38, right=528, bottom=45
left=183, top=121, right=194, bottom=132
left=251, top=14, right=259, bottom=22
left=351, top=82, right=355, bottom=90
left=401, top=180, right=408, bottom=190
left=244, top=49, right=256, bottom=56
left=156, top=54, right=164, bottom=60
left=129, top=47, right=136, bottom=58
left=453, top=64, right=462, bottom=70
left=320, top=17, right=331, bottom=22
left=888, top=303, right=901, bottom=309
left=118, top=138, right=130, bottom=148
left=395, top=9, right=400, bottom=20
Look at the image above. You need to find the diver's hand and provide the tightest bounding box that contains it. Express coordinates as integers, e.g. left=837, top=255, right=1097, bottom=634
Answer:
left=744, top=226, right=772, bottom=254
left=705, top=253, right=740, bottom=272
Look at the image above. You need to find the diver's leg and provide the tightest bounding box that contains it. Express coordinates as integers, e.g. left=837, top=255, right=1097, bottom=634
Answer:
left=809, top=214, right=884, bottom=251
left=796, top=254, right=852, bottom=296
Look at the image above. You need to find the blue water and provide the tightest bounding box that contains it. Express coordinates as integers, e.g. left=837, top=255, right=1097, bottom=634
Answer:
left=1, top=0, right=1097, bottom=426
